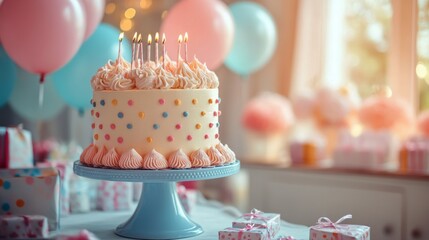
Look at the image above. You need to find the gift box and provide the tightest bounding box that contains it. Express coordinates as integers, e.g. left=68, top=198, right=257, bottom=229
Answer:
left=309, top=215, right=370, bottom=240
left=0, top=126, right=33, bottom=169
left=54, top=229, right=99, bottom=240
left=289, top=141, right=325, bottom=166
left=0, top=215, right=49, bottom=239
left=0, top=167, right=60, bottom=230
left=232, top=209, right=280, bottom=239
left=219, top=225, right=270, bottom=240
left=96, top=181, right=132, bottom=211
left=399, top=138, right=429, bottom=173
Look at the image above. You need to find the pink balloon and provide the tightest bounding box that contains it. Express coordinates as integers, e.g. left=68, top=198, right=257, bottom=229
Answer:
left=0, top=0, right=85, bottom=75
left=79, top=0, right=105, bottom=40
left=161, top=0, right=234, bottom=69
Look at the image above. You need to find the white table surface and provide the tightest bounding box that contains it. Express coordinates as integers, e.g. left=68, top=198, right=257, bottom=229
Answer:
left=54, top=196, right=309, bottom=240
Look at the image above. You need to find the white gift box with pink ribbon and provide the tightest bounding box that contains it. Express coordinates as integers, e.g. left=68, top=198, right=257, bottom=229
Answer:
left=96, top=181, right=132, bottom=211
left=232, top=209, right=281, bottom=239
left=309, top=215, right=370, bottom=240
left=219, top=224, right=270, bottom=240
left=0, top=215, right=49, bottom=239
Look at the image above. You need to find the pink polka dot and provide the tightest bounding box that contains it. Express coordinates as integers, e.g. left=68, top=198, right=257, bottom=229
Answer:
left=213, top=111, right=218, bottom=116
left=128, top=99, right=134, bottom=106
left=98, top=124, right=103, bottom=130
left=167, top=136, right=174, bottom=142
left=215, top=134, right=219, bottom=139
left=25, top=177, right=34, bottom=185
left=90, top=110, right=94, bottom=116
left=110, top=124, right=116, bottom=130
left=91, top=123, right=95, bottom=129
left=218, top=111, right=222, bottom=116
left=104, top=134, right=110, bottom=140
left=187, top=135, right=192, bottom=141
left=95, top=112, right=100, bottom=118
left=209, top=123, right=214, bottom=128
left=44, top=177, right=52, bottom=185
left=215, top=99, right=220, bottom=104
left=175, top=124, right=182, bottom=130
left=117, top=137, right=124, bottom=144
left=159, top=98, right=165, bottom=105
left=204, top=134, right=209, bottom=139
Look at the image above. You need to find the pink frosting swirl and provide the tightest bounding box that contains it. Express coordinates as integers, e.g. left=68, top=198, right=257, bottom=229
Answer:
left=92, top=146, right=107, bottom=167
left=133, top=62, right=158, bottom=89
left=91, top=57, right=131, bottom=90
left=216, top=143, right=236, bottom=163
left=119, top=149, right=142, bottom=169
left=102, top=148, right=120, bottom=168
left=163, top=54, right=177, bottom=74
left=206, top=146, right=226, bottom=166
left=189, top=149, right=211, bottom=168
left=142, top=149, right=168, bottom=169
left=80, top=144, right=92, bottom=163
left=174, top=60, right=199, bottom=89
left=189, top=56, right=219, bottom=88
left=167, top=149, right=191, bottom=169
left=83, top=145, right=98, bottom=166
left=155, top=65, right=176, bottom=89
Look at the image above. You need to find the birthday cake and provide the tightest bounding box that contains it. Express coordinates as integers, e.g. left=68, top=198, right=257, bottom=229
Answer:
left=79, top=33, right=235, bottom=169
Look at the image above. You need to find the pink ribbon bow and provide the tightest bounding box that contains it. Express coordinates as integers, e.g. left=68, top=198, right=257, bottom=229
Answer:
left=243, top=208, right=270, bottom=222
left=315, top=214, right=352, bottom=231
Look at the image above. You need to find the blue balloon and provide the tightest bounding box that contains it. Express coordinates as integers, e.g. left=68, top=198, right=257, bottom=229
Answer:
left=52, top=23, right=132, bottom=112
left=225, top=2, right=277, bottom=76
left=0, top=46, right=16, bottom=107
left=9, top=68, right=65, bottom=121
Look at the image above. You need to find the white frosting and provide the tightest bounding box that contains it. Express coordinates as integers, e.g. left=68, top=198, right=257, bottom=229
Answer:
left=174, top=60, right=199, bottom=89
left=155, top=65, right=176, bottom=89
left=91, top=57, right=131, bottom=91
left=133, top=62, right=158, bottom=89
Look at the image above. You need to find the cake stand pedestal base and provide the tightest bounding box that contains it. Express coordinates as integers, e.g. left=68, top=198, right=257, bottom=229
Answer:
left=115, top=182, right=202, bottom=239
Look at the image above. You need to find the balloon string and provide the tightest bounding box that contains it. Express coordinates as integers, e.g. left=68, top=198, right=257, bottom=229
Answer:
left=38, top=73, right=45, bottom=108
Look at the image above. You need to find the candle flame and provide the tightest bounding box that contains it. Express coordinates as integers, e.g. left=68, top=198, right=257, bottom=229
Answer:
left=148, top=34, right=152, bottom=45
left=119, top=32, right=124, bottom=42
left=184, top=32, right=188, bottom=43
left=162, top=33, right=166, bottom=44
left=132, top=32, right=137, bottom=42
left=178, top=34, right=183, bottom=43
left=137, top=33, right=142, bottom=43
left=155, top=32, right=159, bottom=43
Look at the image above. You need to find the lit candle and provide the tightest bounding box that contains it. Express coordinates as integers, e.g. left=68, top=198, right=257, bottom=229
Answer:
left=162, top=33, right=166, bottom=67
left=137, top=33, right=142, bottom=67
left=131, top=32, right=137, bottom=70
left=177, top=34, right=183, bottom=64
left=147, top=34, right=152, bottom=63
left=155, top=32, right=159, bottom=65
left=117, top=32, right=124, bottom=63
left=184, top=32, right=188, bottom=63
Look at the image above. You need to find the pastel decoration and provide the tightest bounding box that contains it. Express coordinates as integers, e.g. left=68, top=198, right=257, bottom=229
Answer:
left=225, top=2, right=277, bottom=76
left=8, top=68, right=65, bottom=121
left=52, top=23, right=131, bottom=112
left=160, top=0, right=234, bottom=69
left=314, top=87, right=352, bottom=126
left=291, top=90, right=316, bottom=120
left=79, top=0, right=105, bottom=39
left=0, top=46, right=17, bottom=107
left=0, top=0, right=85, bottom=76
left=417, top=110, right=429, bottom=136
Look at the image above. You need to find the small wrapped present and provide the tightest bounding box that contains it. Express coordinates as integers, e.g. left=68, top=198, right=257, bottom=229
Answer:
left=219, top=224, right=270, bottom=240
left=96, top=181, right=132, bottom=211
left=54, top=229, right=99, bottom=240
left=232, top=209, right=280, bottom=239
left=0, top=125, right=33, bottom=169
left=309, top=214, right=370, bottom=240
left=0, top=167, right=60, bottom=230
left=399, top=138, right=429, bottom=174
left=0, top=215, right=49, bottom=239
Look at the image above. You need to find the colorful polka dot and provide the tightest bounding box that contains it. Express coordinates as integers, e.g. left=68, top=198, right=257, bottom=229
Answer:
left=192, top=99, right=198, bottom=105
left=167, top=136, right=174, bottom=142
left=153, top=124, right=160, bottom=130
left=94, top=134, right=99, bottom=140
left=95, top=112, right=100, bottom=118
left=112, top=99, right=118, bottom=106
left=195, top=124, right=201, bottom=129
left=117, top=137, right=124, bottom=144
left=183, top=112, right=189, bottom=117
left=3, top=181, right=10, bottom=189
left=2, top=203, right=10, bottom=211
left=100, top=100, right=105, bottom=106
left=204, top=134, right=209, bottom=139
left=218, top=111, right=222, bottom=116
left=90, top=110, right=94, bottom=116
left=128, top=99, right=134, bottom=106
left=213, top=111, right=218, bottom=117
left=90, top=99, right=93, bottom=105
left=208, top=98, right=213, bottom=104
left=175, top=99, right=181, bottom=106
left=91, top=123, right=95, bottom=129
left=215, top=99, right=220, bottom=104
left=110, top=124, right=116, bottom=130
left=209, top=123, right=214, bottom=128
left=104, top=134, right=110, bottom=140
left=16, top=199, right=25, bottom=208
left=216, top=122, right=220, bottom=127
left=215, top=134, right=219, bottom=139
left=162, top=112, right=169, bottom=118
left=93, top=101, right=96, bottom=107
left=138, top=112, right=145, bottom=119
left=98, top=124, right=103, bottom=130
left=146, top=137, right=153, bottom=143
left=175, top=124, right=182, bottom=130
left=159, top=98, right=165, bottom=105
left=200, top=111, right=206, bottom=116
left=127, top=123, right=133, bottom=129
left=25, top=177, right=34, bottom=185
left=187, top=135, right=193, bottom=141
left=117, top=112, right=124, bottom=118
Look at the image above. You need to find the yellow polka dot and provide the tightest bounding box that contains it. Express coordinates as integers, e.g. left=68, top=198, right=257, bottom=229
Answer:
left=16, top=199, right=25, bottom=207
left=94, top=134, right=99, bottom=140
left=200, top=111, right=206, bottom=116
left=192, top=99, right=198, bottom=105
left=146, top=137, right=152, bottom=143
left=112, top=99, right=118, bottom=106
left=138, top=112, right=145, bottom=119
left=174, top=99, right=181, bottom=106
left=195, top=124, right=201, bottom=129
left=208, top=98, right=213, bottom=104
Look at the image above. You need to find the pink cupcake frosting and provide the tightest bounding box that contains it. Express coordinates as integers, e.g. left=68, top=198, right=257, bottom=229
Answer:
left=92, top=146, right=107, bottom=167
left=189, top=149, right=211, bottom=168
left=215, top=144, right=234, bottom=163
left=102, top=148, right=120, bottom=168
left=119, top=149, right=142, bottom=169
left=142, top=149, right=168, bottom=170
left=167, top=149, right=192, bottom=169
left=206, top=146, right=225, bottom=166
left=83, top=145, right=98, bottom=166
left=80, top=144, right=92, bottom=164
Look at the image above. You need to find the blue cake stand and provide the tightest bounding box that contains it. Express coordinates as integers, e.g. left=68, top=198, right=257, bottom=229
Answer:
left=73, top=160, right=240, bottom=239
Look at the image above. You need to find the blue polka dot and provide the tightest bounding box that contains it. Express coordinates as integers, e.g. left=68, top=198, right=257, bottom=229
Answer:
left=162, top=112, right=169, bottom=118
left=118, top=112, right=124, bottom=118
left=216, top=122, right=220, bottom=127
left=14, top=174, right=20, bottom=177
left=127, top=123, right=133, bottom=129
left=93, top=101, right=96, bottom=107
left=153, top=124, right=159, bottom=130
left=1, top=203, right=10, bottom=211
left=183, top=112, right=189, bottom=117
left=3, top=181, right=11, bottom=190
left=32, top=169, right=40, bottom=175
left=100, top=100, right=105, bottom=106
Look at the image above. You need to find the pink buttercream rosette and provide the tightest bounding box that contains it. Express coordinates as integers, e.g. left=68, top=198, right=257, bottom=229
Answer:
left=242, top=92, right=295, bottom=135
left=358, top=96, right=413, bottom=130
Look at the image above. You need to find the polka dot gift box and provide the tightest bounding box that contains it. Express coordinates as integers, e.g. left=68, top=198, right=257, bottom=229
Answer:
left=309, top=215, right=370, bottom=240
left=0, top=126, right=33, bottom=169
left=0, top=167, right=60, bottom=231
left=0, top=215, right=49, bottom=239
